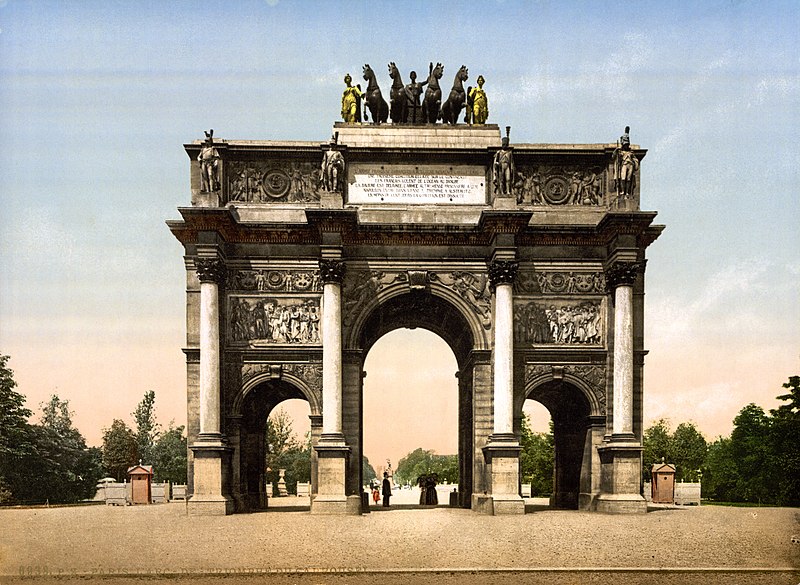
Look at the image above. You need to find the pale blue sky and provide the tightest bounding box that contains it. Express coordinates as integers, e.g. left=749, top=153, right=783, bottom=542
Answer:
left=1, top=1, right=798, bottom=461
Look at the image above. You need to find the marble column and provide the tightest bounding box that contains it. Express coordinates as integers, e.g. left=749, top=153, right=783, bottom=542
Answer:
left=596, top=260, right=646, bottom=514
left=311, top=258, right=357, bottom=515
left=489, top=260, right=517, bottom=436
left=189, top=257, right=233, bottom=515
left=480, top=259, right=524, bottom=515
left=197, top=258, right=225, bottom=438
left=319, top=259, right=346, bottom=438
left=606, top=262, right=642, bottom=439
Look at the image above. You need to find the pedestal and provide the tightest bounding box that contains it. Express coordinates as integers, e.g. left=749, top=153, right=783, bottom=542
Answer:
left=188, top=441, right=234, bottom=516
left=310, top=435, right=360, bottom=515
left=480, top=435, right=525, bottom=515
left=595, top=441, right=647, bottom=514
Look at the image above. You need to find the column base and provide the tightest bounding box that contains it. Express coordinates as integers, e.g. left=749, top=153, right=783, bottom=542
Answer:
left=187, top=495, right=234, bottom=516
left=310, top=494, right=362, bottom=515
left=596, top=440, right=646, bottom=515
left=595, top=493, right=647, bottom=514
left=479, top=435, right=524, bottom=515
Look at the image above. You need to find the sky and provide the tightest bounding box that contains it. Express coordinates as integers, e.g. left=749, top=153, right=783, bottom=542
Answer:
left=0, top=1, right=798, bottom=472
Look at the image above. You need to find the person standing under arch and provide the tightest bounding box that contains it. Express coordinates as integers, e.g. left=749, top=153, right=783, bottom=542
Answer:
left=381, top=472, right=392, bottom=507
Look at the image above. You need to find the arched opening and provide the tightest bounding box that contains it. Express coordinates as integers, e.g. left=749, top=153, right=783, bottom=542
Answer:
left=525, top=381, right=592, bottom=509
left=237, top=380, right=312, bottom=511
left=352, top=290, right=479, bottom=507
left=363, top=328, right=458, bottom=506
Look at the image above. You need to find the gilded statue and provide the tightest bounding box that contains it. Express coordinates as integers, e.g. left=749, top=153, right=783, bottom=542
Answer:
left=467, top=75, right=488, bottom=125
left=341, top=74, right=363, bottom=123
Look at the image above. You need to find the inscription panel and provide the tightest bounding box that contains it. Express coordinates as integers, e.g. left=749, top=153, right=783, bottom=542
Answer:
left=347, top=164, right=486, bottom=204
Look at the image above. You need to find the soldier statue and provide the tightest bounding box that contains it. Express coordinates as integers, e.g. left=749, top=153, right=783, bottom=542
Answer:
left=612, top=126, right=639, bottom=199
left=321, top=135, right=345, bottom=193
left=198, top=129, right=221, bottom=192
left=493, top=127, right=515, bottom=197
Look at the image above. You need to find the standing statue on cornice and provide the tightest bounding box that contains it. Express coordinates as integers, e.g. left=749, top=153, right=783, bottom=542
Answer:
left=493, top=127, right=516, bottom=197
left=466, top=75, right=488, bottom=125
left=198, top=129, right=221, bottom=192
left=321, top=134, right=345, bottom=193
left=341, top=73, right=363, bottom=124
left=612, top=126, right=639, bottom=200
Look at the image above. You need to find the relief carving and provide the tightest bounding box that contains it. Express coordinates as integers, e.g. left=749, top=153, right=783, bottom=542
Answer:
left=227, top=269, right=321, bottom=292
left=227, top=161, right=322, bottom=204
left=537, top=271, right=606, bottom=294
left=241, top=363, right=323, bottom=396
left=431, top=271, right=492, bottom=329
left=515, top=300, right=603, bottom=345
left=342, top=270, right=400, bottom=326
left=514, top=165, right=606, bottom=206
left=229, top=296, right=321, bottom=344
left=524, top=363, right=607, bottom=415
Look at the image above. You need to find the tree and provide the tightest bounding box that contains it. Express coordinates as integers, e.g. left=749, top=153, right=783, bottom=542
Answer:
left=729, top=403, right=773, bottom=504
left=0, top=354, right=36, bottom=503
left=132, top=390, right=159, bottom=464
left=102, top=419, right=139, bottom=481
left=362, top=455, right=377, bottom=485
left=265, top=408, right=310, bottom=495
left=671, top=422, right=707, bottom=482
left=769, top=376, right=800, bottom=506
left=519, top=415, right=554, bottom=496
left=642, top=419, right=672, bottom=479
left=26, top=395, right=102, bottom=503
left=152, top=423, right=187, bottom=484
left=703, top=437, right=737, bottom=501
left=394, top=448, right=459, bottom=486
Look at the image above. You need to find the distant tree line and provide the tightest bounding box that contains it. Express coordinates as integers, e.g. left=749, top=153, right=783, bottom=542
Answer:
left=394, top=448, right=458, bottom=486
left=0, top=353, right=188, bottom=505
left=643, top=376, right=799, bottom=506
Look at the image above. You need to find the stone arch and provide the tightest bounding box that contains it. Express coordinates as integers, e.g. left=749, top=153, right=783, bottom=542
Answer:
left=345, top=280, right=488, bottom=363
left=520, top=372, right=603, bottom=510
left=342, top=284, right=484, bottom=505
left=233, top=364, right=322, bottom=418
left=522, top=365, right=606, bottom=418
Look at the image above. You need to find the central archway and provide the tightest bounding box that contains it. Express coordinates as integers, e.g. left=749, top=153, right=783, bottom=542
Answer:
left=344, top=288, right=486, bottom=507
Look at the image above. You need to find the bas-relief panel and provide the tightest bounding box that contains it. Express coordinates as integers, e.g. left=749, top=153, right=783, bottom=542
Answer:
left=228, top=295, right=321, bottom=345
left=515, top=300, right=603, bottom=346
left=514, top=269, right=606, bottom=295
left=227, top=161, right=322, bottom=204
left=513, top=164, right=608, bottom=206
left=227, top=269, right=321, bottom=293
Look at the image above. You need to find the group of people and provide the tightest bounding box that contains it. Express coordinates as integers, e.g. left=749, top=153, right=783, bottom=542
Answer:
left=515, top=302, right=603, bottom=345
left=229, top=298, right=320, bottom=344
left=370, top=472, right=393, bottom=507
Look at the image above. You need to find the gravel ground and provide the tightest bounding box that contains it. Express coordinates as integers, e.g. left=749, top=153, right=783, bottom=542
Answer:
left=2, top=500, right=798, bottom=584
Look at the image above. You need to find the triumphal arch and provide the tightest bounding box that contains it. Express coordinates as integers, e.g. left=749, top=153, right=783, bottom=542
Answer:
left=168, top=73, right=662, bottom=516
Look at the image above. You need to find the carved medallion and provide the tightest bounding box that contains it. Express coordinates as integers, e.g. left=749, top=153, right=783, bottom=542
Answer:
left=515, top=165, right=606, bottom=206
left=228, top=269, right=321, bottom=292
left=263, top=170, right=291, bottom=198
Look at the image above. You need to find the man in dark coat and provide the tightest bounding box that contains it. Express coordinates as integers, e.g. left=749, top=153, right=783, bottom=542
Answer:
left=381, top=472, right=392, bottom=507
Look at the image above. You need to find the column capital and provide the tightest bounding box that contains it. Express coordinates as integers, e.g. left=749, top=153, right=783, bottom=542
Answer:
left=604, top=261, right=644, bottom=289
left=319, top=259, right=346, bottom=284
left=488, top=259, right=519, bottom=289
left=196, top=258, right=226, bottom=284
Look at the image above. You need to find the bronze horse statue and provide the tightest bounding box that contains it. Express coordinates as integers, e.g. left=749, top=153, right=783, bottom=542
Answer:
left=421, top=62, right=444, bottom=124
left=388, top=62, right=405, bottom=123
left=440, top=65, right=468, bottom=125
left=362, top=64, right=388, bottom=124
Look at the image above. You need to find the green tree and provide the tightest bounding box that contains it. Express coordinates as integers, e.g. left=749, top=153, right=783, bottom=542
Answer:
left=642, top=419, right=672, bottom=479
left=132, top=390, right=159, bottom=464
left=265, top=408, right=310, bottom=495
left=702, top=437, right=737, bottom=501
left=394, top=448, right=458, bottom=486
left=729, top=403, right=773, bottom=504
left=362, top=455, right=377, bottom=485
left=152, top=423, right=187, bottom=483
left=102, top=419, right=139, bottom=481
left=769, top=376, right=800, bottom=505
left=26, top=395, right=102, bottom=503
left=0, top=354, right=36, bottom=503
left=671, top=422, right=707, bottom=482
left=519, top=415, right=554, bottom=496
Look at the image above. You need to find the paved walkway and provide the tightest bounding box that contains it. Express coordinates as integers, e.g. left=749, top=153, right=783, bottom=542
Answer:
left=2, top=499, right=798, bottom=584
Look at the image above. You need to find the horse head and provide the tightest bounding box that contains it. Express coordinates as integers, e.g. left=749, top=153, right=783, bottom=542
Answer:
left=363, top=64, right=374, bottom=82
left=388, top=62, right=398, bottom=79
left=458, top=65, right=469, bottom=82
left=432, top=62, right=444, bottom=80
